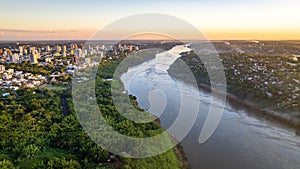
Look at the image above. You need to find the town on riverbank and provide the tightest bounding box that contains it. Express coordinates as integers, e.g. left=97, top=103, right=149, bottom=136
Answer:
left=169, top=40, right=300, bottom=126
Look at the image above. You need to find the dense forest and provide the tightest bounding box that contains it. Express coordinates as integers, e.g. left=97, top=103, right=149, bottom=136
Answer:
left=0, top=60, right=186, bottom=168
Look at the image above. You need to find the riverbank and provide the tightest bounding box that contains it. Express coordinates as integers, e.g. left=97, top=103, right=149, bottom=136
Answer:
left=169, top=72, right=300, bottom=129
left=174, top=144, right=190, bottom=169
left=167, top=48, right=300, bottom=129
left=131, top=96, right=190, bottom=169
left=112, top=76, right=191, bottom=167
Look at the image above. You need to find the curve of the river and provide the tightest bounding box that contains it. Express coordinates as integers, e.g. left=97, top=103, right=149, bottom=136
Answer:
left=121, top=45, right=300, bottom=169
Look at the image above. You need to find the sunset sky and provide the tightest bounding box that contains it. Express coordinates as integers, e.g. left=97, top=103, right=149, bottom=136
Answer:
left=1, top=0, right=300, bottom=40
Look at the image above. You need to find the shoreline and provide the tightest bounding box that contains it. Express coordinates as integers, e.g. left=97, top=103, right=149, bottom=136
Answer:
left=200, top=83, right=300, bottom=128
left=129, top=95, right=191, bottom=168
left=171, top=73, right=300, bottom=129
left=174, top=144, right=191, bottom=169
left=136, top=101, right=191, bottom=169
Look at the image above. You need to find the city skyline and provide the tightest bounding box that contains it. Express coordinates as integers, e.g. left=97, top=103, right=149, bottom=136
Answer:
left=1, top=0, right=300, bottom=40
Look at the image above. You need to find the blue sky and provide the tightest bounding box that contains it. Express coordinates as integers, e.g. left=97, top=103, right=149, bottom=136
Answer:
left=1, top=0, right=300, bottom=40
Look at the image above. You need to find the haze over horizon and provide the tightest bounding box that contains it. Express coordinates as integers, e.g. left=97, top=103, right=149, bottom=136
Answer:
left=1, top=0, right=300, bottom=41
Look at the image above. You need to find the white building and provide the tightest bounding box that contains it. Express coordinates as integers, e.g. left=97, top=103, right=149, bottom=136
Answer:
left=85, top=58, right=90, bottom=65
left=75, top=48, right=85, bottom=58
left=45, top=57, right=53, bottom=63
left=7, top=68, right=14, bottom=74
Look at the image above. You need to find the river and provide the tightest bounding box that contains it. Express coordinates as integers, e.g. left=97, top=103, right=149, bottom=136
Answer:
left=120, top=45, right=300, bottom=169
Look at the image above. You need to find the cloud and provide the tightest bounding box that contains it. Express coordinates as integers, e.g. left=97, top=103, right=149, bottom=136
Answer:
left=0, top=29, right=58, bottom=34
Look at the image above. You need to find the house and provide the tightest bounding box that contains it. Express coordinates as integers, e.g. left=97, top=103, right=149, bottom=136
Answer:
left=0, top=65, right=5, bottom=72
left=2, top=93, right=10, bottom=97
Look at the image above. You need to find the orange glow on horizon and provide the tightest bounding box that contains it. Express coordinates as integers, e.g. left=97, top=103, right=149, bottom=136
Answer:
left=126, top=33, right=179, bottom=41
left=1, top=28, right=300, bottom=41
left=203, top=30, right=300, bottom=40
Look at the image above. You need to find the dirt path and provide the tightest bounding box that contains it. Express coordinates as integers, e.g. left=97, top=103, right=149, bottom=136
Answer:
left=61, top=92, right=71, bottom=116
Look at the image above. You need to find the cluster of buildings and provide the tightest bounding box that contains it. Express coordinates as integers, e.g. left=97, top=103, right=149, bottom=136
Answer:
left=197, top=40, right=300, bottom=111
left=213, top=40, right=300, bottom=56
left=0, top=65, right=46, bottom=90
left=0, top=43, right=107, bottom=65
left=111, top=44, right=139, bottom=55
left=0, top=42, right=140, bottom=65
left=182, top=40, right=300, bottom=111
left=0, top=42, right=140, bottom=91
left=221, top=52, right=300, bottom=110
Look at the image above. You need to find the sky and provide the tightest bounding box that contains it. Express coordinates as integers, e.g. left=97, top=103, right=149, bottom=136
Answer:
left=1, top=0, right=300, bottom=40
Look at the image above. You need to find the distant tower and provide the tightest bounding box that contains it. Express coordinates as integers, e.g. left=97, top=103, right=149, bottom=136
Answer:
left=63, top=45, right=67, bottom=52
left=83, top=49, right=88, bottom=56
left=10, top=53, right=19, bottom=63
left=56, top=45, right=61, bottom=52
left=70, top=43, right=78, bottom=49
left=113, top=46, right=117, bottom=55
left=79, top=44, right=84, bottom=49
left=129, top=45, right=133, bottom=52
left=99, top=52, right=104, bottom=58
left=46, top=46, right=51, bottom=52
left=30, top=50, right=39, bottom=64
left=74, top=49, right=80, bottom=57
left=0, top=65, right=5, bottom=72
left=72, top=56, right=79, bottom=64
left=19, top=46, right=23, bottom=56
left=24, top=48, right=28, bottom=55
left=75, top=48, right=84, bottom=58
left=29, top=47, right=35, bottom=54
